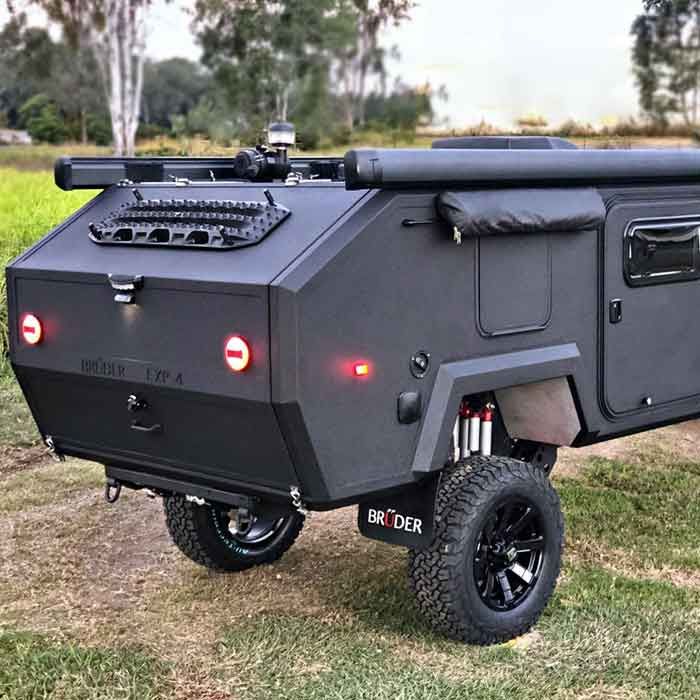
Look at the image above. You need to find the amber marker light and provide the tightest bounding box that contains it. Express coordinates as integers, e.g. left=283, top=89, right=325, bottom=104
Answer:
left=353, top=362, right=371, bottom=378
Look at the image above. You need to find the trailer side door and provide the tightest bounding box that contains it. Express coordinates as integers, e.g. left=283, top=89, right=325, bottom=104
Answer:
left=604, top=194, right=700, bottom=416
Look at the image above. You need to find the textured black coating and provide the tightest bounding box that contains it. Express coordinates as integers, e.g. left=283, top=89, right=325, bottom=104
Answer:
left=12, top=151, right=700, bottom=509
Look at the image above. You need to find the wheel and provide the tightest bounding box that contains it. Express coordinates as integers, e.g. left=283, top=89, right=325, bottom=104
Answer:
left=408, top=456, right=563, bottom=645
left=164, top=495, right=305, bottom=572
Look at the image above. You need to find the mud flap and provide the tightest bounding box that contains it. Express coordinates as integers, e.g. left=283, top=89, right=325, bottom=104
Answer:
left=357, top=473, right=441, bottom=549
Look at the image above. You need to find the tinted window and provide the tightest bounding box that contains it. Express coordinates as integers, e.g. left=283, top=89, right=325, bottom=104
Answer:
left=626, top=221, right=700, bottom=286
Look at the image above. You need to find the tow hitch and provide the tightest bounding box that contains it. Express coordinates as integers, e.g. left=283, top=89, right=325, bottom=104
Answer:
left=104, top=478, right=122, bottom=504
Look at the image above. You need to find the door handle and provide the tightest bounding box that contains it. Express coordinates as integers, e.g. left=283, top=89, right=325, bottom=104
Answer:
left=609, top=299, right=622, bottom=324
left=130, top=420, right=162, bottom=434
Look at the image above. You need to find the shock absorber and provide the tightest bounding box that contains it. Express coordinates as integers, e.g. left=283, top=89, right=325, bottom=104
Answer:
left=480, top=403, right=494, bottom=457
left=452, top=418, right=460, bottom=463
left=469, top=404, right=481, bottom=455
left=459, top=400, right=471, bottom=461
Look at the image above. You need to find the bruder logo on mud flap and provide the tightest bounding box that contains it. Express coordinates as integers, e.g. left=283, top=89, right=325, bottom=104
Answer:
left=367, top=508, right=423, bottom=534
left=358, top=474, right=440, bottom=549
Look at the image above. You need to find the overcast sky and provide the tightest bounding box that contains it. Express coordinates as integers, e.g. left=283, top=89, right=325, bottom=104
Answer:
left=4, top=0, right=644, bottom=129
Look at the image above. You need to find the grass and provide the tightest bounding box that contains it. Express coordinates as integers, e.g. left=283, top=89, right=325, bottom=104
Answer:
left=559, top=451, right=700, bottom=571
left=3, top=438, right=700, bottom=698
left=0, top=630, right=163, bottom=700
left=0, top=168, right=95, bottom=377
left=0, top=375, right=38, bottom=447
left=0, top=461, right=103, bottom=514
left=0, top=144, right=111, bottom=171
left=215, top=566, right=700, bottom=700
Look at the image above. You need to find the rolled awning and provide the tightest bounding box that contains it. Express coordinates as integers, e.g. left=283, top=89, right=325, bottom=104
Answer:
left=436, top=188, right=606, bottom=238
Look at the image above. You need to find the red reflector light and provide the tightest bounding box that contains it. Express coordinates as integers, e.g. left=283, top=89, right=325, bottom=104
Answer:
left=21, top=313, right=43, bottom=345
left=225, top=335, right=251, bottom=372
left=353, top=362, right=370, bottom=377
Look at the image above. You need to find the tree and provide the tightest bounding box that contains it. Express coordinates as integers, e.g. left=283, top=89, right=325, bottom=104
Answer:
left=194, top=0, right=418, bottom=140
left=90, top=0, right=150, bottom=154
left=7, top=1, right=105, bottom=142
left=631, top=0, right=700, bottom=126
left=0, top=12, right=105, bottom=138
left=0, top=14, right=54, bottom=127
left=195, top=0, right=357, bottom=139
left=19, top=93, right=68, bottom=142
left=9, top=0, right=155, bottom=154
left=364, top=80, right=444, bottom=142
left=141, top=58, right=212, bottom=128
left=336, top=0, right=415, bottom=128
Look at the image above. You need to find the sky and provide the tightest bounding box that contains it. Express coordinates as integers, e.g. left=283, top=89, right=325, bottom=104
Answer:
left=2, top=0, right=644, bottom=129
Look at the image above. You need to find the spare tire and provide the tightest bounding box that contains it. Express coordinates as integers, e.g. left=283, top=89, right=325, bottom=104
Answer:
left=164, top=495, right=304, bottom=572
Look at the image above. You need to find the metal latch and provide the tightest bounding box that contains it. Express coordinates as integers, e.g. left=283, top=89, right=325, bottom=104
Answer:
left=108, top=274, right=143, bottom=304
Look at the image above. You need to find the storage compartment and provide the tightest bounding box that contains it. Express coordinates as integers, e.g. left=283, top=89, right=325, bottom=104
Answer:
left=18, top=369, right=296, bottom=490
left=477, top=234, right=552, bottom=335
left=11, top=275, right=299, bottom=491
left=13, top=278, right=270, bottom=400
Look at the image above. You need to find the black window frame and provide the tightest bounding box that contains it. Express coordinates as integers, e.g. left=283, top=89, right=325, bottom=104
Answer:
left=624, top=217, right=700, bottom=287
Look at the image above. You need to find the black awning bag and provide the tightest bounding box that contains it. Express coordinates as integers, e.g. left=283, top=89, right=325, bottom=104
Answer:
left=436, top=188, right=606, bottom=239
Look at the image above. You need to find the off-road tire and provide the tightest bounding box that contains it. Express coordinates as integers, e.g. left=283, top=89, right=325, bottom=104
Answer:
left=164, top=495, right=305, bottom=572
left=408, top=456, right=564, bottom=645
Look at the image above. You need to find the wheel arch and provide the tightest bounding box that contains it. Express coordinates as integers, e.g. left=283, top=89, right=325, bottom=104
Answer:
left=412, top=343, right=584, bottom=474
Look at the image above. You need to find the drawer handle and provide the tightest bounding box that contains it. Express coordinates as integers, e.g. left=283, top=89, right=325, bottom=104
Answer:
left=130, top=421, right=162, bottom=434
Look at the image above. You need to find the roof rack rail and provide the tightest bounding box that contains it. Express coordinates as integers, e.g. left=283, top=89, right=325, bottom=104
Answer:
left=55, top=155, right=346, bottom=191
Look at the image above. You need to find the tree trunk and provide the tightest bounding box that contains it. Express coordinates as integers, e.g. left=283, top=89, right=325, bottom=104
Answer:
left=90, top=0, right=147, bottom=156
left=80, top=107, right=88, bottom=144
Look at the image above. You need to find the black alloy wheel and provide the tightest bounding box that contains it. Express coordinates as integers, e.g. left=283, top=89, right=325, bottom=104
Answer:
left=473, top=497, right=545, bottom=611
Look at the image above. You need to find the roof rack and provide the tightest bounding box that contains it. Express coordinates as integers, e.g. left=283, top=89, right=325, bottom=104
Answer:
left=55, top=155, right=346, bottom=191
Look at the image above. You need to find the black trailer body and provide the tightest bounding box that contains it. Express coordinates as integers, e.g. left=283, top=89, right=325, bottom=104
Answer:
left=9, top=139, right=700, bottom=643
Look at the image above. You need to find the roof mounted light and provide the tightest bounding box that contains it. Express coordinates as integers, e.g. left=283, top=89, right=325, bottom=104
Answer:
left=268, top=121, right=296, bottom=149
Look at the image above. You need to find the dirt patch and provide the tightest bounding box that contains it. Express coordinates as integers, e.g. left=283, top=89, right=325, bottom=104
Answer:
left=0, top=466, right=371, bottom=674
left=556, top=419, right=700, bottom=479
left=570, top=686, right=642, bottom=700
left=0, top=445, right=50, bottom=479
left=566, top=537, right=700, bottom=590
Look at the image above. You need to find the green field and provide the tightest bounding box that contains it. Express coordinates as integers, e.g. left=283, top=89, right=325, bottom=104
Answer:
left=3, top=156, right=700, bottom=699
left=0, top=168, right=94, bottom=377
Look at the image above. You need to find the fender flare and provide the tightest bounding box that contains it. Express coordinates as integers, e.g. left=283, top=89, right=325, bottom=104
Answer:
left=412, top=343, right=583, bottom=473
